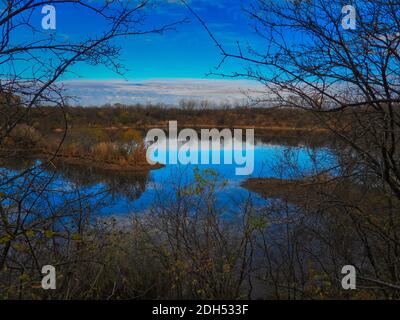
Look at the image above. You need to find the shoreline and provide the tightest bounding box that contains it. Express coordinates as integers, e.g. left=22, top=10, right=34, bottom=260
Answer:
left=0, top=148, right=164, bottom=172
left=96, top=124, right=331, bottom=134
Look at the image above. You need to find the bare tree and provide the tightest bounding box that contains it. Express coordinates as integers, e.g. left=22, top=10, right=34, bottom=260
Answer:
left=0, top=0, right=185, bottom=295
left=183, top=0, right=400, bottom=295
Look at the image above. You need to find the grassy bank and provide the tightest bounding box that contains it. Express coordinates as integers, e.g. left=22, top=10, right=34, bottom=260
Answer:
left=0, top=125, right=160, bottom=172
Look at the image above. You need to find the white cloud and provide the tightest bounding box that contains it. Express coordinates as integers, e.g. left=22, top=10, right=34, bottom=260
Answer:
left=60, top=78, right=264, bottom=107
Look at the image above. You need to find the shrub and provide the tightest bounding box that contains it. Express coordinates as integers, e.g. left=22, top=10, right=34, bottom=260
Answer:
left=91, top=142, right=117, bottom=162
left=6, top=124, right=42, bottom=148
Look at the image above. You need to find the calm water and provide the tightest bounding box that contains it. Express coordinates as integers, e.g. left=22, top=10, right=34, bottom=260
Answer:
left=0, top=140, right=335, bottom=216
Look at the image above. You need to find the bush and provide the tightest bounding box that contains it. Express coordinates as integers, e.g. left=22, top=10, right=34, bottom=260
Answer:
left=6, top=124, right=42, bottom=148
left=91, top=142, right=118, bottom=162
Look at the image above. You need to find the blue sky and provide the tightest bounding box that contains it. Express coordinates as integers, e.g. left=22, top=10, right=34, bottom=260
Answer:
left=10, top=0, right=266, bottom=105
left=44, top=0, right=257, bottom=80
left=7, top=1, right=355, bottom=105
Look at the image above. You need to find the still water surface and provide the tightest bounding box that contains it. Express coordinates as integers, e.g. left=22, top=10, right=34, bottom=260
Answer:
left=0, top=140, right=335, bottom=215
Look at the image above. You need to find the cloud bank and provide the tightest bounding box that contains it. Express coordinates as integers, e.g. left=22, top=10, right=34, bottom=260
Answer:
left=61, top=79, right=264, bottom=107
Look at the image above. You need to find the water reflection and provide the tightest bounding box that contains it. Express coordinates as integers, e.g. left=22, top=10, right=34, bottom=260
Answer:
left=0, top=133, right=335, bottom=215
left=52, top=162, right=149, bottom=201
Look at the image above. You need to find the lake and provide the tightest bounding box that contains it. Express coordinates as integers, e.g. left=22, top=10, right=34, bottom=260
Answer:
left=0, top=137, right=335, bottom=217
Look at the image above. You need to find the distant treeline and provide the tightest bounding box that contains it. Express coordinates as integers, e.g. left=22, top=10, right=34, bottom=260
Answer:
left=23, top=103, right=329, bottom=132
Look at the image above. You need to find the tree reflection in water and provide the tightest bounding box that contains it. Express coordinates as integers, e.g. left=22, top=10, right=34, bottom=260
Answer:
left=52, top=162, right=149, bottom=202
